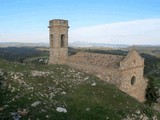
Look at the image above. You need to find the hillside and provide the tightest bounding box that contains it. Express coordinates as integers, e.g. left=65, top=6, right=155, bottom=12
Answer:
left=0, top=47, right=160, bottom=120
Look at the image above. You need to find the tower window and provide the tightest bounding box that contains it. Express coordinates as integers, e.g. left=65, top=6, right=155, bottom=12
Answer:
left=61, top=34, right=65, bottom=47
left=50, top=34, right=53, bottom=48
left=131, top=76, right=136, bottom=86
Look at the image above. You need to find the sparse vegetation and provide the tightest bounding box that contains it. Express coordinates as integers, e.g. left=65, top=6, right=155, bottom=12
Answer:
left=0, top=47, right=160, bottom=119
left=0, top=47, right=48, bottom=63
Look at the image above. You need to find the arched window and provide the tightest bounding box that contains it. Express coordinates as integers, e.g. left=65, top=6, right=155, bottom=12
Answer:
left=61, top=34, right=65, bottom=47
left=131, top=76, right=136, bottom=86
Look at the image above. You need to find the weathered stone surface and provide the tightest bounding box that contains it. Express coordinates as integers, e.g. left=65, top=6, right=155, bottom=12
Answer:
left=56, top=107, right=67, bottom=113
left=48, top=19, right=69, bottom=64
left=67, top=52, right=125, bottom=68
left=31, top=101, right=41, bottom=107
left=17, top=109, right=28, bottom=116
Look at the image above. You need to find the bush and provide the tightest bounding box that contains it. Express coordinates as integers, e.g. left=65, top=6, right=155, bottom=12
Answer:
left=145, top=76, right=159, bottom=106
left=0, top=70, right=7, bottom=87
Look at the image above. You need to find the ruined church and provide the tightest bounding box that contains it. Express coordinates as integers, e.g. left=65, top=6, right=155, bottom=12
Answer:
left=48, top=19, right=148, bottom=102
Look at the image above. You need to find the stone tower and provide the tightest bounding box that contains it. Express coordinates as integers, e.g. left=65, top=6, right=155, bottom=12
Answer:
left=48, top=19, right=69, bottom=64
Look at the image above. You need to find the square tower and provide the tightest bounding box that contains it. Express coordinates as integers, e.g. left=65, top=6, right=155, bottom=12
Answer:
left=48, top=19, right=69, bottom=64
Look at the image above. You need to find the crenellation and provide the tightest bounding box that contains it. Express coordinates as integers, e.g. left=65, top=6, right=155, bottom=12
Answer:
left=49, top=19, right=68, bottom=28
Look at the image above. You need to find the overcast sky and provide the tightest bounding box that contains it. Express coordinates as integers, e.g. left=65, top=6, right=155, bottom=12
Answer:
left=0, top=0, right=160, bottom=45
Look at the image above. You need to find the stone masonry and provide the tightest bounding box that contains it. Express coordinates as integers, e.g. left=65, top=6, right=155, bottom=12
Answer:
left=48, top=19, right=69, bottom=64
left=48, top=19, right=148, bottom=102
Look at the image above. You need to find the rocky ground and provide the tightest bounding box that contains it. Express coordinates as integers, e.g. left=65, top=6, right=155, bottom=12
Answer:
left=0, top=59, right=160, bottom=120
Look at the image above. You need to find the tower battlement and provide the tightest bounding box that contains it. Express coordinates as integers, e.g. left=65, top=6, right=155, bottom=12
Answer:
left=49, top=19, right=68, bottom=27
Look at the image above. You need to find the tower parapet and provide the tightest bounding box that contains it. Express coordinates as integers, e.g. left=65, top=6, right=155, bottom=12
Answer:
left=49, top=19, right=68, bottom=27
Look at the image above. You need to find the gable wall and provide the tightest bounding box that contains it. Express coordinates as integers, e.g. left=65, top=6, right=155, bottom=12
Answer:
left=119, top=66, right=147, bottom=102
left=120, top=50, right=144, bottom=69
left=118, top=50, right=147, bottom=102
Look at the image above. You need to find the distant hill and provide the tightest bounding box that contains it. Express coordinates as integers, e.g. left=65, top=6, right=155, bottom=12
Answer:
left=0, top=42, right=49, bottom=48
left=0, top=42, right=160, bottom=49
left=0, top=42, right=130, bottom=48
left=69, top=41, right=130, bottom=48
left=121, top=45, right=160, bottom=58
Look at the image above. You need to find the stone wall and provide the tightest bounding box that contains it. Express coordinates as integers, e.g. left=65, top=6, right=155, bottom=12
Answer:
left=49, top=48, right=68, bottom=64
left=66, top=62, right=122, bottom=87
left=120, top=67, right=147, bottom=102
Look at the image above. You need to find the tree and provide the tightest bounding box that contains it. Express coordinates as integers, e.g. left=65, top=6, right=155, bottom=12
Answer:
left=145, top=76, right=159, bottom=106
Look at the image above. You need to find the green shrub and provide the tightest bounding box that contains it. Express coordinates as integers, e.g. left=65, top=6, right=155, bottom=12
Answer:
left=145, top=76, right=159, bottom=106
